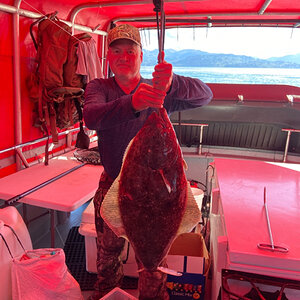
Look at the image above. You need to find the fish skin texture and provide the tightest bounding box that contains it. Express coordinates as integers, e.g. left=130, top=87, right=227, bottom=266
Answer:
left=118, top=108, right=187, bottom=271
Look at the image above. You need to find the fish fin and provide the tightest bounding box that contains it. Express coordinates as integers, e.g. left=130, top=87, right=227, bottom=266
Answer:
left=157, top=267, right=182, bottom=276
left=177, top=183, right=202, bottom=235
left=100, top=173, right=128, bottom=239
left=122, top=139, right=134, bottom=165
left=100, top=140, right=136, bottom=239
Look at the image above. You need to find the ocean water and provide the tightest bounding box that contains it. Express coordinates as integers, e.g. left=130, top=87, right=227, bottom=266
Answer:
left=140, top=66, right=300, bottom=87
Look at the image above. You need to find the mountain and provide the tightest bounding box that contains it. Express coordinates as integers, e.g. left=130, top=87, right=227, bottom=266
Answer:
left=268, top=54, right=300, bottom=65
left=141, top=49, right=300, bottom=68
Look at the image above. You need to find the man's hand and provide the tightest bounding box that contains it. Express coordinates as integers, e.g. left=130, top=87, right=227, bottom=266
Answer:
left=152, top=51, right=173, bottom=93
left=132, top=83, right=166, bottom=112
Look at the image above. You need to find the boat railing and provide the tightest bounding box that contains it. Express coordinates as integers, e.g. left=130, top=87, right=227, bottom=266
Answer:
left=0, top=127, right=95, bottom=169
left=172, top=122, right=209, bottom=155
left=282, top=128, right=300, bottom=163
left=173, top=121, right=300, bottom=164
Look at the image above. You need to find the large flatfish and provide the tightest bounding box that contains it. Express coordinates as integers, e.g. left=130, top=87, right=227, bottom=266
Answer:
left=101, top=108, right=201, bottom=272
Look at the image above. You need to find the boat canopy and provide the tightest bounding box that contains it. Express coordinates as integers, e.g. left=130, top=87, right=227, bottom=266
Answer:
left=1, top=0, right=300, bottom=33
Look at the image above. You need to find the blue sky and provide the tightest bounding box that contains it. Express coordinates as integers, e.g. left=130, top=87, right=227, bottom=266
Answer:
left=141, top=27, right=300, bottom=59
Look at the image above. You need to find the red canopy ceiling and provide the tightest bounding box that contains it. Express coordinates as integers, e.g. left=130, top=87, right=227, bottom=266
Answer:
left=8, top=0, right=300, bottom=31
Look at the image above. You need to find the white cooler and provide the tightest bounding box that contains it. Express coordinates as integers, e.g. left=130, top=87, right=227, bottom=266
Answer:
left=79, top=200, right=138, bottom=277
left=79, top=188, right=204, bottom=276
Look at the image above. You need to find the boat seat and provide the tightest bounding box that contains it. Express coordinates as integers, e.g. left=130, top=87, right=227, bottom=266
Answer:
left=0, top=206, right=33, bottom=300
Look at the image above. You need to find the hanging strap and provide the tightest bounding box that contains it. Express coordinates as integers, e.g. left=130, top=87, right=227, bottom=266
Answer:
left=0, top=224, right=26, bottom=259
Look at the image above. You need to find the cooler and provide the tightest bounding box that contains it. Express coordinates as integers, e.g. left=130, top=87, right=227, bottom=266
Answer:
left=210, top=158, right=300, bottom=299
left=79, top=200, right=138, bottom=276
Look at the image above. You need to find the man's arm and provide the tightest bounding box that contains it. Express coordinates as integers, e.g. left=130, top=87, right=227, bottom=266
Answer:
left=131, top=83, right=166, bottom=112
left=164, top=73, right=213, bottom=113
left=83, top=79, right=137, bottom=131
left=151, top=51, right=212, bottom=112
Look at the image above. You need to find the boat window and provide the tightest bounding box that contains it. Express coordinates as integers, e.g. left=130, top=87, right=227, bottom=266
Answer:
left=140, top=27, right=300, bottom=87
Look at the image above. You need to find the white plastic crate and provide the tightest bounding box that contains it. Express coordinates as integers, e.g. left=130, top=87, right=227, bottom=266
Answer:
left=78, top=201, right=138, bottom=276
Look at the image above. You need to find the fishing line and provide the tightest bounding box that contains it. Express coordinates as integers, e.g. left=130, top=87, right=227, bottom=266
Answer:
left=23, top=0, right=81, bottom=42
left=148, top=28, right=151, bottom=46
left=142, top=28, right=148, bottom=47
left=290, top=27, right=294, bottom=39
left=193, top=25, right=195, bottom=41
left=91, top=6, right=101, bottom=32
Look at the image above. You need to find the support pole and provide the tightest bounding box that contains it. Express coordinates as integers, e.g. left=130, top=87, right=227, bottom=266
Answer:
left=282, top=128, right=300, bottom=163
left=13, top=0, right=23, bottom=171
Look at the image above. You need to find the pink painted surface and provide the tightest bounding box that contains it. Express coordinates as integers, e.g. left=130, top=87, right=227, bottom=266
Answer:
left=0, top=150, right=102, bottom=211
left=214, top=158, right=300, bottom=274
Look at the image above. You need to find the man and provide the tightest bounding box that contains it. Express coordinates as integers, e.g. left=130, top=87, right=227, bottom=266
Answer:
left=83, top=24, right=213, bottom=300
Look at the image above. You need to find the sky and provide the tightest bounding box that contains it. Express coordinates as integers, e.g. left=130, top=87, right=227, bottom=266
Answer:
left=141, top=27, right=300, bottom=59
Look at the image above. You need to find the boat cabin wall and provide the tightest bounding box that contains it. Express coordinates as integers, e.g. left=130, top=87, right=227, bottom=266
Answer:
left=0, top=2, right=107, bottom=178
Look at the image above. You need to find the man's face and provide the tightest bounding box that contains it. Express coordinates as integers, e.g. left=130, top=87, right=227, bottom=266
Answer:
left=107, top=39, right=143, bottom=81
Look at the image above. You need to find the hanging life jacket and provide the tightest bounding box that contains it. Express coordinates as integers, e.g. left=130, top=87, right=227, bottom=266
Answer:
left=27, top=12, right=90, bottom=164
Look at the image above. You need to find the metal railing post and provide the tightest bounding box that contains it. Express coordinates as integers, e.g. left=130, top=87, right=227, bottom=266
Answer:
left=282, top=128, right=300, bottom=162
left=199, top=124, right=208, bottom=155
left=172, top=122, right=208, bottom=155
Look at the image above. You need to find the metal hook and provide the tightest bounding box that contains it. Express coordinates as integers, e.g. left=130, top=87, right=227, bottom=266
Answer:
left=257, top=187, right=289, bottom=253
left=257, top=243, right=289, bottom=253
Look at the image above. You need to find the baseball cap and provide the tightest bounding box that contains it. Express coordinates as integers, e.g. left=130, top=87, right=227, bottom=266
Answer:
left=107, top=24, right=142, bottom=47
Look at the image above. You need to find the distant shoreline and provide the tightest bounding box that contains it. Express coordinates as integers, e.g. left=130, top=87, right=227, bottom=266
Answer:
left=142, top=49, right=300, bottom=69
left=141, top=62, right=300, bottom=70
left=140, top=66, right=300, bottom=86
